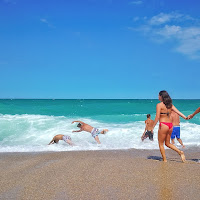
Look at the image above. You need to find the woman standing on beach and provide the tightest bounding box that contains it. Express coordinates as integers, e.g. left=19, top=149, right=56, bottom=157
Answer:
left=152, top=90, right=187, bottom=162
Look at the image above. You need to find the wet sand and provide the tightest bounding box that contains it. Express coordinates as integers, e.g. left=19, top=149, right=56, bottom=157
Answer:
left=0, top=149, right=199, bottom=200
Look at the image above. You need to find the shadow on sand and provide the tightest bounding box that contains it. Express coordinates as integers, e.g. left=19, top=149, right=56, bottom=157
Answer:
left=148, top=156, right=200, bottom=164
left=147, top=156, right=162, bottom=161
left=187, top=159, right=200, bottom=163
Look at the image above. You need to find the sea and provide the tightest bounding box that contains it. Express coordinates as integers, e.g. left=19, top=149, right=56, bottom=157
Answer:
left=0, top=99, right=199, bottom=152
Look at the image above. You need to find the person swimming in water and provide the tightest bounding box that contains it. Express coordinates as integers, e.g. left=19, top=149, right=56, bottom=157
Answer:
left=152, top=90, right=187, bottom=163
left=71, top=120, right=108, bottom=144
left=48, top=134, right=73, bottom=146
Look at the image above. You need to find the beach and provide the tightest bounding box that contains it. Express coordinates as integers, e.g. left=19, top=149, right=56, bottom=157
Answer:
left=0, top=149, right=199, bottom=200
left=0, top=100, right=200, bottom=199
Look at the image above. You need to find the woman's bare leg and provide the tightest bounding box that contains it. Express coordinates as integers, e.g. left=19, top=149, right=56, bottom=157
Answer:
left=158, top=125, right=168, bottom=162
left=165, top=129, right=186, bottom=162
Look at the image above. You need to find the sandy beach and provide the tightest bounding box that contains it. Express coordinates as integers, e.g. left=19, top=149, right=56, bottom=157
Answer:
left=0, top=149, right=199, bottom=200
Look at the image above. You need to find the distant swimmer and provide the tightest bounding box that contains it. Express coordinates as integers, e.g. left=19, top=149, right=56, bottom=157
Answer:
left=141, top=114, right=154, bottom=141
left=71, top=120, right=108, bottom=144
left=48, top=134, right=73, bottom=146
left=187, top=107, right=200, bottom=119
left=171, top=110, right=185, bottom=148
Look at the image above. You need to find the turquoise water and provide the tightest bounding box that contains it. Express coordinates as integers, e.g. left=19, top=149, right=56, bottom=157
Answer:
left=0, top=99, right=200, bottom=152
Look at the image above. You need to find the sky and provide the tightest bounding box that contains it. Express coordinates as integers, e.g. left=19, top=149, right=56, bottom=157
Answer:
left=0, top=0, right=200, bottom=99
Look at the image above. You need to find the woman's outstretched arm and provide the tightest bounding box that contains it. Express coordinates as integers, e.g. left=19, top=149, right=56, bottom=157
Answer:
left=172, top=105, right=187, bottom=119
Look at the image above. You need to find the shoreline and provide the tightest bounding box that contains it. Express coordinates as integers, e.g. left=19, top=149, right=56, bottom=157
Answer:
left=0, top=149, right=200, bottom=200
left=0, top=144, right=199, bottom=153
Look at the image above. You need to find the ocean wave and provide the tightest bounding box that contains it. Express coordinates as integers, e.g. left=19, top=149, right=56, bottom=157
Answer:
left=0, top=114, right=200, bottom=152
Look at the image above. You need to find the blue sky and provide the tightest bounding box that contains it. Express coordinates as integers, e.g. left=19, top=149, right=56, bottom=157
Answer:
left=0, top=0, right=200, bottom=99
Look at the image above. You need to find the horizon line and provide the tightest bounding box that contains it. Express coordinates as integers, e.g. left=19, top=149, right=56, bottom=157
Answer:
left=0, top=98, right=200, bottom=100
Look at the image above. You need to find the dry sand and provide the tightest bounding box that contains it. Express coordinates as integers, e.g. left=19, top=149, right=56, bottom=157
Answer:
left=0, top=149, right=199, bottom=200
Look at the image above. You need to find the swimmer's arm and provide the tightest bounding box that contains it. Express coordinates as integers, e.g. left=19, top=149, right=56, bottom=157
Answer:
left=72, top=120, right=85, bottom=124
left=172, top=105, right=187, bottom=119
left=142, top=128, right=146, bottom=138
left=153, top=104, right=160, bottom=129
left=72, top=129, right=82, bottom=133
left=142, top=122, right=147, bottom=137
left=188, top=107, right=200, bottom=119
left=48, top=139, right=54, bottom=145
left=151, top=120, right=154, bottom=132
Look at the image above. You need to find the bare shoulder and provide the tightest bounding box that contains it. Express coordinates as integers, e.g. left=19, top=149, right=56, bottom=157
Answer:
left=159, top=102, right=165, bottom=106
left=156, top=102, right=163, bottom=110
left=157, top=102, right=163, bottom=107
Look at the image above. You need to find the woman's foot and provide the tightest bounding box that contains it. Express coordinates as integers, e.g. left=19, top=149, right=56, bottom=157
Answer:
left=180, top=151, right=186, bottom=163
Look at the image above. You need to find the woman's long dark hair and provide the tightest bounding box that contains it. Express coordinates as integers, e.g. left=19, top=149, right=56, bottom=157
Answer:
left=159, top=90, right=172, bottom=109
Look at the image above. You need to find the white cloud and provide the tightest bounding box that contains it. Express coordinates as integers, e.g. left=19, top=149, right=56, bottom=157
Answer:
left=129, top=1, right=143, bottom=5
left=40, top=18, right=55, bottom=28
left=40, top=18, right=47, bottom=23
left=178, top=27, right=200, bottom=40
left=130, top=12, right=200, bottom=60
left=149, top=12, right=183, bottom=25
left=176, top=27, right=200, bottom=59
left=133, top=17, right=140, bottom=22
left=176, top=37, right=200, bottom=59
left=128, top=25, right=152, bottom=34
left=156, top=25, right=181, bottom=38
left=154, top=26, right=200, bottom=59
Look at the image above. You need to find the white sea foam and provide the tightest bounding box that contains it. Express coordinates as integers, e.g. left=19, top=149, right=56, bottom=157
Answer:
left=0, top=114, right=199, bottom=152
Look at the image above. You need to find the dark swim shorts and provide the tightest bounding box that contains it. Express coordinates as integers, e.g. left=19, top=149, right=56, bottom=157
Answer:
left=145, top=130, right=153, bottom=141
